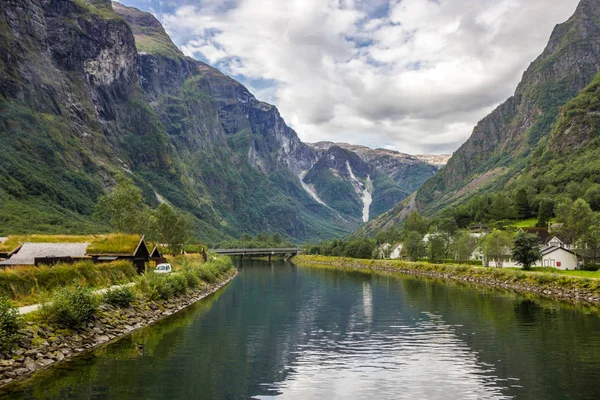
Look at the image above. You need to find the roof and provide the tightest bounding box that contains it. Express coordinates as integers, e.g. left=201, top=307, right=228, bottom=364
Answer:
left=519, top=227, right=551, bottom=245
left=150, top=246, right=162, bottom=258
left=86, top=234, right=145, bottom=256
left=0, top=242, right=89, bottom=266
left=0, top=237, right=7, bottom=244
left=541, top=246, right=577, bottom=257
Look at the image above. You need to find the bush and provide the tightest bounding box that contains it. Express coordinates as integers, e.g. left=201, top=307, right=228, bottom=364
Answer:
left=169, top=274, right=188, bottom=296
left=103, top=286, right=135, bottom=307
left=141, top=274, right=175, bottom=300
left=0, top=260, right=137, bottom=301
left=183, top=269, right=201, bottom=289
left=0, top=295, right=21, bottom=351
left=580, top=264, right=600, bottom=272
left=50, top=284, right=99, bottom=328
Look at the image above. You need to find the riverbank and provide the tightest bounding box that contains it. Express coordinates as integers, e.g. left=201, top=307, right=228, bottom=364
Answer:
left=0, top=268, right=237, bottom=390
left=294, top=255, right=600, bottom=306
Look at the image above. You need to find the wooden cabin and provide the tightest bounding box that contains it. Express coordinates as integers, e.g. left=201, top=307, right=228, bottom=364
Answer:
left=0, top=234, right=150, bottom=273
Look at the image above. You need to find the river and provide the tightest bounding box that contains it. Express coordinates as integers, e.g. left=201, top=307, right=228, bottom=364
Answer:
left=2, top=260, right=600, bottom=399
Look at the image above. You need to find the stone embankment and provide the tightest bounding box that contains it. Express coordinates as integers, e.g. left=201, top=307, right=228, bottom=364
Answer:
left=295, top=256, right=600, bottom=306
left=0, top=270, right=237, bottom=389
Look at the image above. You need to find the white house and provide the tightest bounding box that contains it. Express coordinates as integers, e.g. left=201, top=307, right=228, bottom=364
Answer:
left=390, top=243, right=403, bottom=259
left=540, top=246, right=578, bottom=270
left=546, top=236, right=574, bottom=250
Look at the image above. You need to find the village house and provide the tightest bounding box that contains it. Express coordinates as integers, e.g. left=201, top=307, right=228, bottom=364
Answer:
left=390, top=243, right=403, bottom=259
left=0, top=234, right=150, bottom=273
left=540, top=246, right=578, bottom=270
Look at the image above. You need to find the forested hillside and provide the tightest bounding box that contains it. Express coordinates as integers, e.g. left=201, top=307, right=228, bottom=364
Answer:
left=360, top=0, right=600, bottom=236
left=0, top=0, right=440, bottom=242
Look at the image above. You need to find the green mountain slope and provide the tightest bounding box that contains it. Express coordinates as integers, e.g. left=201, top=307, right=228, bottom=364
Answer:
left=0, top=0, right=438, bottom=242
left=360, top=0, right=600, bottom=235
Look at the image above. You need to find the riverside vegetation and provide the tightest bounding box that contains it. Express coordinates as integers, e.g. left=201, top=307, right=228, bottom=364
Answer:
left=295, top=255, right=600, bottom=308
left=0, top=256, right=235, bottom=388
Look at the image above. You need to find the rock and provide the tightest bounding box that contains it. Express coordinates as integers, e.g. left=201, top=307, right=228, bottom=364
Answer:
left=60, top=348, right=73, bottom=357
left=12, top=349, right=25, bottom=356
left=14, top=368, right=29, bottom=376
left=36, top=358, right=54, bottom=368
left=94, top=335, right=110, bottom=345
left=24, top=357, right=36, bottom=371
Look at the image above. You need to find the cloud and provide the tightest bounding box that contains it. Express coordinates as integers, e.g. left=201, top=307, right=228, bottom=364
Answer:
left=121, top=0, right=580, bottom=154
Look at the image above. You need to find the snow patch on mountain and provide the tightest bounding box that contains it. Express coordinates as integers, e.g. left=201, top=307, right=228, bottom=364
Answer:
left=298, top=171, right=327, bottom=206
left=345, top=161, right=372, bottom=222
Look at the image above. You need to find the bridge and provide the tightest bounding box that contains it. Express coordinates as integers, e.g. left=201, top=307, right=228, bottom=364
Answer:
left=210, top=248, right=302, bottom=262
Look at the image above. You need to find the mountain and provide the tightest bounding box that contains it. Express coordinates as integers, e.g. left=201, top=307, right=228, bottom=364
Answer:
left=0, top=0, right=440, bottom=242
left=361, top=0, right=600, bottom=235
left=306, top=142, right=447, bottom=222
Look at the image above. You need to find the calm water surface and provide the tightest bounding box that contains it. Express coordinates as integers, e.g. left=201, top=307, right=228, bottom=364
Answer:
left=2, top=260, right=600, bottom=399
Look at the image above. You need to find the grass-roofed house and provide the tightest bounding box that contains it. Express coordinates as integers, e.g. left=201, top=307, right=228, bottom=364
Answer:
left=86, top=234, right=150, bottom=273
left=0, top=234, right=150, bottom=273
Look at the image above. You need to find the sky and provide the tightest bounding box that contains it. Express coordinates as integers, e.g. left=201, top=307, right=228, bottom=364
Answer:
left=117, top=0, right=580, bottom=155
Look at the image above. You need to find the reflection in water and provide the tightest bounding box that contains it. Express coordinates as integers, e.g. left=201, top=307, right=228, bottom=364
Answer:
left=3, top=261, right=600, bottom=400
left=362, top=281, right=373, bottom=326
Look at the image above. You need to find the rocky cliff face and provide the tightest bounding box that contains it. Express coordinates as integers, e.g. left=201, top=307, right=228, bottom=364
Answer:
left=414, top=0, right=600, bottom=211
left=306, top=142, right=443, bottom=222
left=360, top=0, right=600, bottom=235
left=0, top=0, right=438, bottom=241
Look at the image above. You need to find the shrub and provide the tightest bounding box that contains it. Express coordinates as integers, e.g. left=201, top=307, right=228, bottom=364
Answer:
left=143, top=274, right=174, bottom=300
left=183, top=269, right=200, bottom=289
left=0, top=260, right=136, bottom=301
left=50, top=284, right=99, bottom=328
left=169, top=274, right=188, bottom=296
left=0, top=295, right=21, bottom=351
left=103, top=286, right=135, bottom=307
left=198, top=265, right=217, bottom=283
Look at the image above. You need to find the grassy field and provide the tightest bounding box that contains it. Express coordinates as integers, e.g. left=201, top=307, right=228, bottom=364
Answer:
left=510, top=218, right=538, bottom=228
left=0, top=260, right=137, bottom=305
left=505, top=267, right=600, bottom=279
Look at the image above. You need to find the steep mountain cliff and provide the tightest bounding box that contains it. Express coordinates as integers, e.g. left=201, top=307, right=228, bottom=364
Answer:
left=360, top=0, right=600, bottom=235
left=307, top=142, right=445, bottom=222
left=0, top=0, right=439, bottom=241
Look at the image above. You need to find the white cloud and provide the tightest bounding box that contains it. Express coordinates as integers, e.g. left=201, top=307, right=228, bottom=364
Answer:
left=129, top=0, right=580, bottom=154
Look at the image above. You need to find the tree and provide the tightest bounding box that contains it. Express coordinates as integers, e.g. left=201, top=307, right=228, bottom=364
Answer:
left=153, top=203, right=191, bottom=254
left=404, top=212, right=429, bottom=236
left=403, top=231, right=426, bottom=261
left=555, top=198, right=594, bottom=245
left=512, top=232, right=540, bottom=270
left=452, top=231, right=477, bottom=263
left=272, top=233, right=283, bottom=245
left=428, top=234, right=447, bottom=263
left=515, top=189, right=531, bottom=219
left=537, top=198, right=554, bottom=227
left=584, top=184, right=600, bottom=211
left=482, top=230, right=512, bottom=268
left=95, top=177, right=152, bottom=234
left=490, top=195, right=516, bottom=221
left=256, top=232, right=269, bottom=243
left=579, top=220, right=600, bottom=266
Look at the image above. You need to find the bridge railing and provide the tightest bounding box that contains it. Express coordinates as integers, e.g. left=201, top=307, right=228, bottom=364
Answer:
left=209, top=248, right=302, bottom=256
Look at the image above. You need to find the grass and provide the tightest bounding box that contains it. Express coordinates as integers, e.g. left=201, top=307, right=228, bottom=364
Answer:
left=510, top=218, right=538, bottom=228
left=0, top=234, right=96, bottom=253
left=0, top=260, right=137, bottom=305
left=505, top=267, right=600, bottom=279
left=86, top=234, right=143, bottom=255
